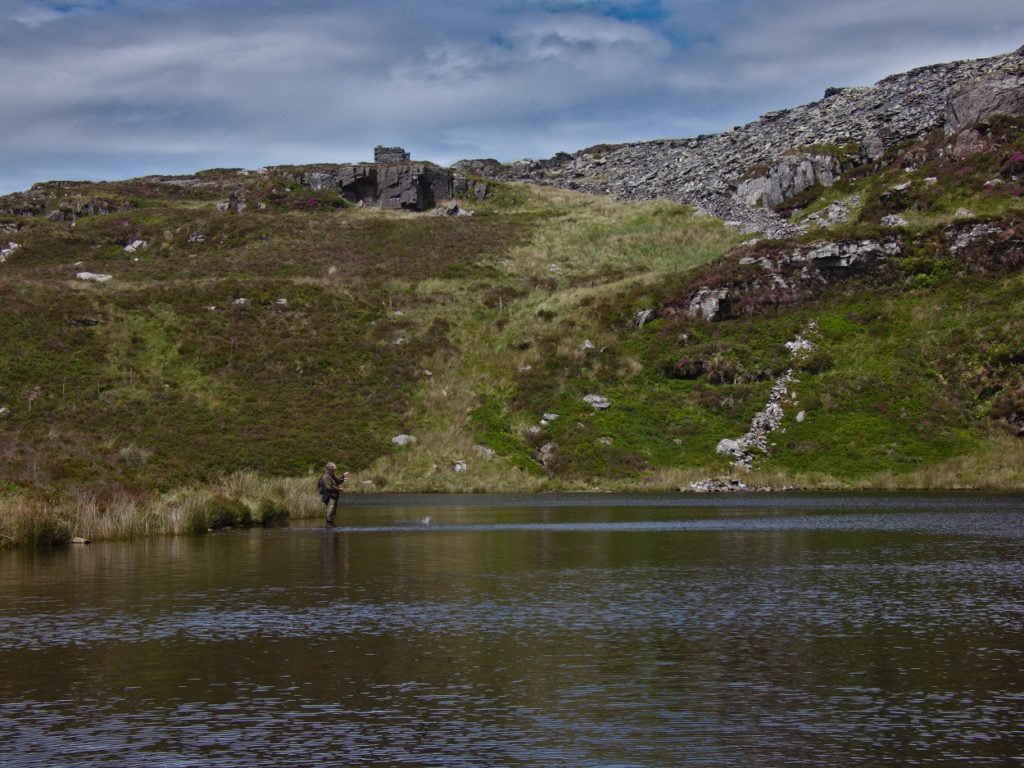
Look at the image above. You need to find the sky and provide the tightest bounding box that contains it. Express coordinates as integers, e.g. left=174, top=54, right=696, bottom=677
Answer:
left=1, top=0, right=1023, bottom=193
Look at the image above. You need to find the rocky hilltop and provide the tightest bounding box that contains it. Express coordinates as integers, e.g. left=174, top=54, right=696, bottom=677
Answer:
left=458, top=46, right=1024, bottom=237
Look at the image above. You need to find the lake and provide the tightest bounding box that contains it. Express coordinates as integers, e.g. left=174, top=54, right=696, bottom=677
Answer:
left=1, top=493, right=1022, bottom=767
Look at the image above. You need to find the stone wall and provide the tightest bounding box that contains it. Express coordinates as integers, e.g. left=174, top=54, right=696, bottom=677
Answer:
left=374, top=146, right=411, bottom=163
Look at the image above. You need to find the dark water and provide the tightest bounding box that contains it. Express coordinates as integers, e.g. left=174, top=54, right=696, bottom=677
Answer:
left=1, top=493, right=1023, bottom=767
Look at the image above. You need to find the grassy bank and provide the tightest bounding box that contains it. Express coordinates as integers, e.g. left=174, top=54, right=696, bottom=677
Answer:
left=0, top=471, right=323, bottom=548
left=6, top=438, right=1024, bottom=548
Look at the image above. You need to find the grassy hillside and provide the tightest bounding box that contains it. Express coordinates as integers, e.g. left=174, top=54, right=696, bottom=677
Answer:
left=2, top=122, right=1023, bottom=544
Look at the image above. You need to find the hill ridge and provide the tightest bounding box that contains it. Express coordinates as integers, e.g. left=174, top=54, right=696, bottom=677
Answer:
left=459, top=46, right=1024, bottom=237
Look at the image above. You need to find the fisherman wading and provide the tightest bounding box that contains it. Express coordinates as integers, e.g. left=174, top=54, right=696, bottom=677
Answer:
left=318, top=462, right=350, bottom=527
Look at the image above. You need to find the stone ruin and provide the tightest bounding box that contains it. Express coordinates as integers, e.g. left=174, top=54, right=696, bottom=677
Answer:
left=284, top=145, right=486, bottom=213
left=374, top=146, right=411, bottom=163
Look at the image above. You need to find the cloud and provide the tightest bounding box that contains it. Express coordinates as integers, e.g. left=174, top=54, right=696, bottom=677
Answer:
left=0, top=0, right=1022, bottom=192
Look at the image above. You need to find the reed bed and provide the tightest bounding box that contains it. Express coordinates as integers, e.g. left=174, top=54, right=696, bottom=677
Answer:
left=0, top=471, right=326, bottom=549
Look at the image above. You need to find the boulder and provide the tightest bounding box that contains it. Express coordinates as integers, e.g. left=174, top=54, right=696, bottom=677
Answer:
left=687, top=287, right=731, bottom=322
left=432, top=200, right=473, bottom=217
left=76, top=272, right=112, bottom=282
left=533, top=442, right=558, bottom=468
left=391, top=434, right=417, bottom=447
left=880, top=214, right=909, bottom=228
left=715, top=438, right=742, bottom=457
left=473, top=444, right=496, bottom=459
left=946, top=71, right=1024, bottom=135
left=583, top=394, right=610, bottom=410
left=952, top=128, right=991, bottom=159
left=759, top=153, right=843, bottom=209
left=804, top=196, right=860, bottom=228
left=635, top=308, right=655, bottom=328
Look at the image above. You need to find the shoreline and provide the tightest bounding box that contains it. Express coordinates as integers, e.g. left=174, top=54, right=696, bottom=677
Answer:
left=4, top=469, right=1023, bottom=549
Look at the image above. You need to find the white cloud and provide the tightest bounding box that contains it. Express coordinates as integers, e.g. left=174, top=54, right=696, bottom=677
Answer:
left=0, top=0, right=1022, bottom=192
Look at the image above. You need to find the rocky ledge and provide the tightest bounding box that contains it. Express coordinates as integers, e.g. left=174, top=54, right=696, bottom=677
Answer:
left=663, top=220, right=1024, bottom=324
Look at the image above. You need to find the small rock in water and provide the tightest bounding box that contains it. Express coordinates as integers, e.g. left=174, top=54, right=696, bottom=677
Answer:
left=687, top=477, right=752, bottom=493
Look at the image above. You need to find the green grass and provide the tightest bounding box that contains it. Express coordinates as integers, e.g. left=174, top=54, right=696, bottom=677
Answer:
left=1, top=135, right=1023, bottom=540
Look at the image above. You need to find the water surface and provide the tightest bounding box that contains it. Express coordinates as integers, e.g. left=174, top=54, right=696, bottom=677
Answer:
left=1, top=493, right=1022, bottom=766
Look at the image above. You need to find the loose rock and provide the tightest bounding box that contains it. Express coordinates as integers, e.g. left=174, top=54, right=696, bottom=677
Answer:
left=457, top=47, right=1024, bottom=238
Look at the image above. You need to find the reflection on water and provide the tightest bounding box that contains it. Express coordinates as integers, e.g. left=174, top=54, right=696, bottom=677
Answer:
left=1, top=494, right=1023, bottom=767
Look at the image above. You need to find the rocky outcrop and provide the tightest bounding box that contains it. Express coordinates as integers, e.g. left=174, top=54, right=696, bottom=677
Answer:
left=673, top=218, right=1023, bottom=324
left=1, top=191, right=135, bottom=221
left=459, top=46, right=1024, bottom=237
left=287, top=161, right=457, bottom=212
left=946, top=71, right=1024, bottom=135
left=679, top=237, right=903, bottom=322
left=736, top=153, right=846, bottom=209
left=378, top=164, right=452, bottom=210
